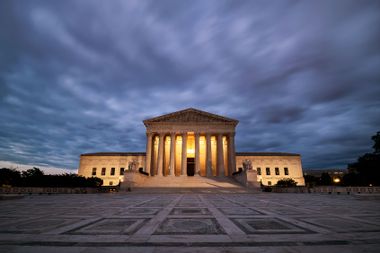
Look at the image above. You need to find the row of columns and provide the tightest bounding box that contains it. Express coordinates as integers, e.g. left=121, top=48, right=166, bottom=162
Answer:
left=145, top=132, right=236, bottom=177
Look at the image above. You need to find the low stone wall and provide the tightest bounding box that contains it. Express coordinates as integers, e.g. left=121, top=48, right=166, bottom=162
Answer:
left=0, top=187, right=100, bottom=194
left=271, top=186, right=380, bottom=194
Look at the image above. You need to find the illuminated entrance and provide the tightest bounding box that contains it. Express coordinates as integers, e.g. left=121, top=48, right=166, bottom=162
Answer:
left=187, top=158, right=195, bottom=176
left=186, top=134, right=195, bottom=156
left=186, top=134, right=195, bottom=176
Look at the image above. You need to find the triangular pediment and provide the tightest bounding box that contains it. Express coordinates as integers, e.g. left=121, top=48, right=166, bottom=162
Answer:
left=143, top=108, right=238, bottom=125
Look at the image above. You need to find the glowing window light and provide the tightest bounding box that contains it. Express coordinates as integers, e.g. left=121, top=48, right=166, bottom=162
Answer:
left=333, top=178, right=341, bottom=183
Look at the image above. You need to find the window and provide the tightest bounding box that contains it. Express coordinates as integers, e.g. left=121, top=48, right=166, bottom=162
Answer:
left=92, top=168, right=97, bottom=176
left=268, top=181, right=272, bottom=186
left=266, top=167, right=270, bottom=175
left=120, top=168, right=125, bottom=175
left=275, top=167, right=279, bottom=175
left=111, top=167, right=115, bottom=176
left=284, top=167, right=289, bottom=175
left=109, top=181, right=113, bottom=186
left=101, top=167, right=106, bottom=176
left=257, top=167, right=261, bottom=175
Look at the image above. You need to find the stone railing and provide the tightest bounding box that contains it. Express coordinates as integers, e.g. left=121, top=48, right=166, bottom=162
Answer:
left=0, top=187, right=100, bottom=194
left=270, top=186, right=380, bottom=194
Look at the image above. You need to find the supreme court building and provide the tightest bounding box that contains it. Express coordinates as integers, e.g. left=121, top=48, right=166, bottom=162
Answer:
left=78, top=108, right=305, bottom=186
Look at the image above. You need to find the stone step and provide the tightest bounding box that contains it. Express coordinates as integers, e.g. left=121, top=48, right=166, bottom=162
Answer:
left=126, top=187, right=256, bottom=194
left=122, top=174, right=246, bottom=190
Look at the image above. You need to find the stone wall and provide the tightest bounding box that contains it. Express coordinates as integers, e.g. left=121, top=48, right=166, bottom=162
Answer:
left=236, top=155, right=305, bottom=186
left=78, top=154, right=146, bottom=186
left=78, top=153, right=305, bottom=187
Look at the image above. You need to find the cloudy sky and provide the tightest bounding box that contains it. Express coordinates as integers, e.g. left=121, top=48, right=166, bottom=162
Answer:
left=0, top=0, right=379, bottom=172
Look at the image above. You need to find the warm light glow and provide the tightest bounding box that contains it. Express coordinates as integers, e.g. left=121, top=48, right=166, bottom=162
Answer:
left=333, top=178, right=340, bottom=183
left=186, top=134, right=195, bottom=157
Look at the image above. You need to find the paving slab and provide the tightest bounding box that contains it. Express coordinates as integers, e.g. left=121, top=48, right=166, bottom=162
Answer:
left=0, top=193, right=379, bottom=252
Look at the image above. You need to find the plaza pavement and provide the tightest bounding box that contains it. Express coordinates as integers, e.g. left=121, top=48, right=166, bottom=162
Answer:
left=0, top=192, right=379, bottom=252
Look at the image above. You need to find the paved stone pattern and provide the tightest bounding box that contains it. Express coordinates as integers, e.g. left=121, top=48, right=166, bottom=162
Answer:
left=0, top=193, right=379, bottom=252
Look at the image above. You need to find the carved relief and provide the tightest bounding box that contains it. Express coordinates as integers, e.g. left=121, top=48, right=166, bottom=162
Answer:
left=146, top=124, right=236, bottom=134
left=152, top=112, right=226, bottom=122
left=144, top=108, right=238, bottom=124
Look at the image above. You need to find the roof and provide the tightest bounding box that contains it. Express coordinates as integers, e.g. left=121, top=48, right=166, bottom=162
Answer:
left=236, top=152, right=300, bottom=156
left=81, top=152, right=146, bottom=157
left=143, top=108, right=238, bottom=126
left=81, top=151, right=299, bottom=157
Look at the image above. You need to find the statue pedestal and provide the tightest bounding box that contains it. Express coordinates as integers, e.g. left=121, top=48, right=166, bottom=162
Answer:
left=233, top=169, right=260, bottom=188
left=246, top=169, right=260, bottom=188
left=120, top=171, right=149, bottom=191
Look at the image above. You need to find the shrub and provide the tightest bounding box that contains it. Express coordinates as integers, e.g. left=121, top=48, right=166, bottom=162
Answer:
left=276, top=178, right=298, bottom=187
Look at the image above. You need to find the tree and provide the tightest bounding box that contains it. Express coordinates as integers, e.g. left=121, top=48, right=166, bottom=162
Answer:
left=319, top=173, right=332, bottom=185
left=21, top=167, right=45, bottom=186
left=342, top=172, right=365, bottom=186
left=86, top=176, right=103, bottom=187
left=22, top=167, right=44, bottom=177
left=372, top=131, right=380, bottom=154
left=0, top=168, right=21, bottom=186
left=276, top=178, right=298, bottom=187
left=346, top=131, right=380, bottom=186
left=304, top=175, right=318, bottom=187
left=0, top=167, right=103, bottom=187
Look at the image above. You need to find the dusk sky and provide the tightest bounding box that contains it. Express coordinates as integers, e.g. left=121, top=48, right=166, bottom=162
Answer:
left=0, top=0, right=379, bottom=173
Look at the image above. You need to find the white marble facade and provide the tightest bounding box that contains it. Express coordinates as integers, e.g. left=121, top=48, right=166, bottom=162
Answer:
left=78, top=108, right=305, bottom=186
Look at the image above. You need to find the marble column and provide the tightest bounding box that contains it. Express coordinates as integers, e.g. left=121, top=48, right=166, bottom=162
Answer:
left=228, top=133, right=236, bottom=176
left=206, top=133, right=212, bottom=177
left=217, top=133, right=225, bottom=177
left=145, top=132, right=153, bottom=175
left=157, top=133, right=164, bottom=176
left=169, top=132, right=176, bottom=176
left=195, top=133, right=200, bottom=175
left=181, top=132, right=187, bottom=175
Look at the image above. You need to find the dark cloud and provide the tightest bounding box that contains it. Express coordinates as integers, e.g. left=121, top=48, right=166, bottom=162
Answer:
left=0, top=0, right=379, bottom=171
left=260, top=106, right=306, bottom=124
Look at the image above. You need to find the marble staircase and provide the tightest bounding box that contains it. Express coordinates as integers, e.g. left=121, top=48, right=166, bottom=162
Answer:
left=121, top=174, right=257, bottom=193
